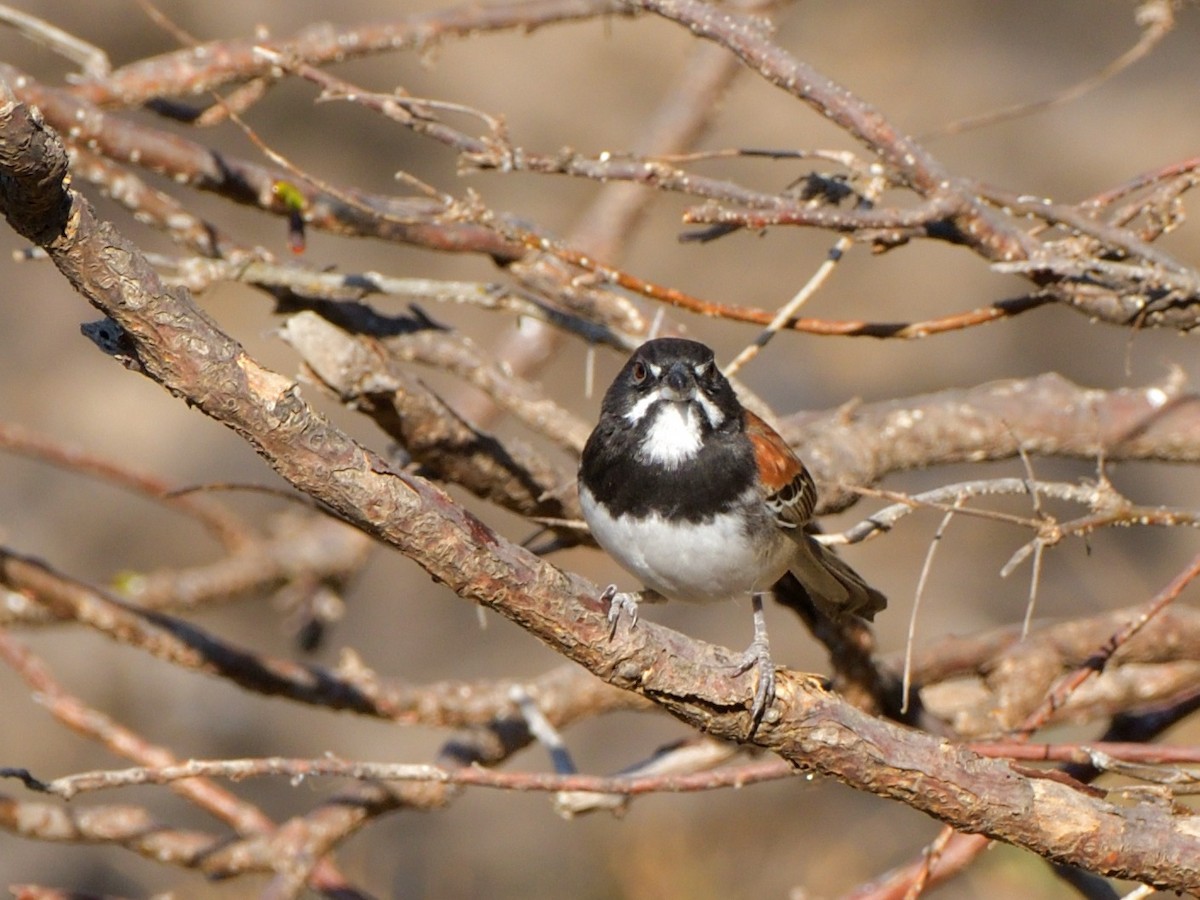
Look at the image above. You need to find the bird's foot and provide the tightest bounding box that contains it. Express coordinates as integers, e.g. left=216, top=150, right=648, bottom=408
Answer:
left=731, top=638, right=776, bottom=736
left=731, top=595, right=776, bottom=736
left=600, top=584, right=639, bottom=638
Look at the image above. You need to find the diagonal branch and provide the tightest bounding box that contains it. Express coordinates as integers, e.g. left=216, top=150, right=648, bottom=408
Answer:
left=630, top=0, right=1035, bottom=263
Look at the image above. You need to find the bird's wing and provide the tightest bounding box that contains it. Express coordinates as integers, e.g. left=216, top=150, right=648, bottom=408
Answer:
left=743, top=410, right=886, bottom=620
left=743, top=409, right=817, bottom=530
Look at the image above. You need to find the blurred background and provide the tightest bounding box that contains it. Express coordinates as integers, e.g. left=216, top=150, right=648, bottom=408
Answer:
left=1, top=1, right=1199, bottom=896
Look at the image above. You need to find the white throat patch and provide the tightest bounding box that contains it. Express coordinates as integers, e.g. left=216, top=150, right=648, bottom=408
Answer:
left=637, top=401, right=702, bottom=467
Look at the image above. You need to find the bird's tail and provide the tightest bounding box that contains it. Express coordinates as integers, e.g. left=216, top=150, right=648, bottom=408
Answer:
left=788, top=534, right=887, bottom=621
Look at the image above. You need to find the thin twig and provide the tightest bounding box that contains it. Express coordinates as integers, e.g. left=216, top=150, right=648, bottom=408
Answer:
left=902, top=496, right=964, bottom=714
left=0, top=419, right=254, bottom=550
left=1018, top=549, right=1200, bottom=736
left=923, top=0, right=1175, bottom=139
left=0, top=4, right=109, bottom=77
left=725, top=173, right=887, bottom=375
left=3, top=755, right=795, bottom=801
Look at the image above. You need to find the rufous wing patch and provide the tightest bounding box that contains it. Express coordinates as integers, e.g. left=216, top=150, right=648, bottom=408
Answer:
left=743, top=410, right=817, bottom=528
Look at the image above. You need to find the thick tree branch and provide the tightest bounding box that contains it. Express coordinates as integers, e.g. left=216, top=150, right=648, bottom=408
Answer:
left=787, top=371, right=1200, bottom=511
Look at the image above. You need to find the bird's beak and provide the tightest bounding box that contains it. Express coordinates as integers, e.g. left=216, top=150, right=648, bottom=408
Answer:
left=661, top=361, right=695, bottom=402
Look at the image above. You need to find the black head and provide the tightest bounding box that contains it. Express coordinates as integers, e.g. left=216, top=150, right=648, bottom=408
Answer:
left=581, top=337, right=756, bottom=515
left=598, top=338, right=742, bottom=463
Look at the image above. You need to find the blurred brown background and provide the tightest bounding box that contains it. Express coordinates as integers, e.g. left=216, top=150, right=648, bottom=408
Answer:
left=1, top=1, right=1199, bottom=896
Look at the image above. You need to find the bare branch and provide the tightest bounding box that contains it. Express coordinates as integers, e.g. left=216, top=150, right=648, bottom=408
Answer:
left=785, top=371, right=1200, bottom=511
left=631, top=0, right=1035, bottom=262
left=73, top=0, right=631, bottom=108
left=0, top=419, right=254, bottom=549
left=1, top=64, right=524, bottom=261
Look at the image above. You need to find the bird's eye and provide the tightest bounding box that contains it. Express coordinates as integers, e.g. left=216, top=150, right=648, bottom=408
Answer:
left=631, top=360, right=648, bottom=383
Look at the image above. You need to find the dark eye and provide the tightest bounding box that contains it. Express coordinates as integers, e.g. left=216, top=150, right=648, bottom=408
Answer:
left=631, top=360, right=648, bottom=384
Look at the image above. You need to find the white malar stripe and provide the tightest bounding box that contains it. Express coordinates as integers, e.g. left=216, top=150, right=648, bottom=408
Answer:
left=693, top=390, right=725, bottom=429
left=623, top=392, right=659, bottom=425
left=638, top=402, right=702, bottom=467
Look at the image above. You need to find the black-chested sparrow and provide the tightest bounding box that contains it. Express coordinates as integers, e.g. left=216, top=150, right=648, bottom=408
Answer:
left=578, top=337, right=886, bottom=728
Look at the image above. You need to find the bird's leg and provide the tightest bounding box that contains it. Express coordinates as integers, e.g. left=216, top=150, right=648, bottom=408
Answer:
left=601, top=584, right=640, bottom=637
left=732, top=594, right=776, bottom=734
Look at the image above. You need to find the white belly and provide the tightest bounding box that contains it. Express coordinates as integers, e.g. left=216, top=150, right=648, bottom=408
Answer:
left=579, top=486, right=790, bottom=603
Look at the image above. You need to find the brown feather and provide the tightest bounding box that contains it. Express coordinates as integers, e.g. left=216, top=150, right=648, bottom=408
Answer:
left=743, top=410, right=817, bottom=528
left=743, top=410, right=886, bottom=620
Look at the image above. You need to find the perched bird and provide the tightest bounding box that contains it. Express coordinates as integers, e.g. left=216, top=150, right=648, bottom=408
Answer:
left=578, top=337, right=886, bottom=726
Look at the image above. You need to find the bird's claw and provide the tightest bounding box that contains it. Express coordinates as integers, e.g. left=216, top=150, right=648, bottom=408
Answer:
left=734, top=596, right=777, bottom=737
left=601, top=584, right=639, bottom=638
left=732, top=636, right=776, bottom=736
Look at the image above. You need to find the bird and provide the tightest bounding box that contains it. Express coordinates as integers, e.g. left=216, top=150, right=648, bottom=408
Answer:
left=578, top=337, right=886, bottom=728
